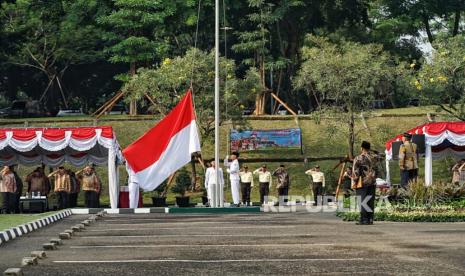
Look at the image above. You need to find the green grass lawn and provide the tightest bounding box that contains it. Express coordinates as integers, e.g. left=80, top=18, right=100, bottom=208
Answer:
left=0, top=211, right=59, bottom=231
left=1, top=108, right=460, bottom=206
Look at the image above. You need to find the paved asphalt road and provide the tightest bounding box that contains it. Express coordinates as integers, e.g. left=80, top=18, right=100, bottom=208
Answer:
left=2, top=211, right=465, bottom=275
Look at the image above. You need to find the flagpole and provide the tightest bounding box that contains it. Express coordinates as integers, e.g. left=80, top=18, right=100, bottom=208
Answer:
left=214, top=0, right=221, bottom=208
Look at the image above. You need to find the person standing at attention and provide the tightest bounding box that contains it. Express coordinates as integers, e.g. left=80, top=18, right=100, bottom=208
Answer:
left=305, top=165, right=325, bottom=206
left=239, top=165, right=253, bottom=206
left=49, top=166, right=71, bottom=209
left=204, top=160, right=224, bottom=207
left=253, top=165, right=272, bottom=205
left=224, top=152, right=240, bottom=207
left=273, top=165, right=290, bottom=204
left=0, top=166, right=17, bottom=214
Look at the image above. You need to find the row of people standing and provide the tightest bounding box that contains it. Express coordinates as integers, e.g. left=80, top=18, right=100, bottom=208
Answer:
left=0, top=164, right=101, bottom=213
left=206, top=152, right=291, bottom=206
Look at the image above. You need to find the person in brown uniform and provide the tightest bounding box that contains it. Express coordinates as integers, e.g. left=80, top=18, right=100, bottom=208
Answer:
left=0, top=166, right=17, bottom=214
left=399, top=133, right=418, bottom=188
left=49, top=166, right=71, bottom=209
left=77, top=165, right=101, bottom=208
left=273, top=165, right=290, bottom=204
left=26, top=167, right=50, bottom=196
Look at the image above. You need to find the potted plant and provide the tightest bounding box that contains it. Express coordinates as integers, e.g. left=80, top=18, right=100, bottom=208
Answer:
left=171, top=169, right=191, bottom=207
left=150, top=181, right=168, bottom=207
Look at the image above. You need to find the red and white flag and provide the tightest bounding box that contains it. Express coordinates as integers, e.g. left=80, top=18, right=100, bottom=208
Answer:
left=123, top=90, right=201, bottom=191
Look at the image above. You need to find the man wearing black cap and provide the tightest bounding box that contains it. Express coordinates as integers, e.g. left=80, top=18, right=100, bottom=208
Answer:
left=399, top=133, right=418, bottom=188
left=352, top=141, right=377, bottom=225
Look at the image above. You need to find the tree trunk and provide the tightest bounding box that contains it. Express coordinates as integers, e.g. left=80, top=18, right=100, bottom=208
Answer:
left=422, top=15, right=434, bottom=43
left=452, top=10, right=461, bottom=36
left=348, top=108, right=355, bottom=160
left=129, top=62, right=137, bottom=115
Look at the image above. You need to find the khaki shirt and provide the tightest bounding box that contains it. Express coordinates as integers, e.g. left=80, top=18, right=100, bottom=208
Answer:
left=305, top=170, right=325, bottom=187
left=253, top=169, right=272, bottom=185
left=399, top=141, right=418, bottom=170
left=79, top=173, right=100, bottom=192
left=53, top=173, right=71, bottom=193
left=239, top=171, right=253, bottom=184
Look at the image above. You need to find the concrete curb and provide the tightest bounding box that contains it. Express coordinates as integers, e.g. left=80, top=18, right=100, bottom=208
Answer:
left=0, top=210, right=72, bottom=246
left=70, top=207, right=262, bottom=214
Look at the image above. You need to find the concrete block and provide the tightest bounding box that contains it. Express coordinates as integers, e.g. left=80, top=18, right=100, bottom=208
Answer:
left=30, top=251, right=46, bottom=259
left=71, top=226, right=81, bottom=232
left=50, top=238, right=62, bottom=245
left=59, top=232, right=71, bottom=240
left=64, top=229, right=74, bottom=235
left=81, top=221, right=90, bottom=226
left=21, top=257, right=37, bottom=266
left=3, top=268, right=23, bottom=276
left=42, top=243, right=56, bottom=250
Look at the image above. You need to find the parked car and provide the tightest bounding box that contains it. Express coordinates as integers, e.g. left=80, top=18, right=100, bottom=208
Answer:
left=56, top=109, right=85, bottom=117
left=105, top=104, right=128, bottom=115
left=7, top=100, right=46, bottom=118
left=0, top=107, right=10, bottom=117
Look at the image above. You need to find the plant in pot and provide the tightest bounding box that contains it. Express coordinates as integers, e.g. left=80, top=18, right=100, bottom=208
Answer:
left=150, top=181, right=168, bottom=207
left=171, top=169, right=191, bottom=207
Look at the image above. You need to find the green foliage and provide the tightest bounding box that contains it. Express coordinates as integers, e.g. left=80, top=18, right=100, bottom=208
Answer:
left=171, top=169, right=191, bottom=197
left=294, top=35, right=400, bottom=156
left=338, top=209, right=465, bottom=222
left=98, top=0, right=179, bottom=67
left=412, top=35, right=465, bottom=121
left=122, top=48, right=259, bottom=143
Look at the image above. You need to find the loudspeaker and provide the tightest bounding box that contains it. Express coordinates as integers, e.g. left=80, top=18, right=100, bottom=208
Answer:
left=412, top=134, right=425, bottom=155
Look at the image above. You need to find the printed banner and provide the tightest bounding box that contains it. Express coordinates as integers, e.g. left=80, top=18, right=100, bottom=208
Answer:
left=230, top=128, right=302, bottom=152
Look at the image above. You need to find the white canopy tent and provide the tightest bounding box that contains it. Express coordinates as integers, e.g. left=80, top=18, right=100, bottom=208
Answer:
left=385, top=122, right=465, bottom=186
left=0, top=126, right=123, bottom=208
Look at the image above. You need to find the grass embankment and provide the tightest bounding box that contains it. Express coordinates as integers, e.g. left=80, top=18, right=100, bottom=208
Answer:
left=0, top=211, right=59, bottom=231
left=0, top=106, right=458, bottom=206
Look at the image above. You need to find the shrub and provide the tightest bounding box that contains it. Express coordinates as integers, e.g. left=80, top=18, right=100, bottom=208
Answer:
left=170, top=169, right=191, bottom=197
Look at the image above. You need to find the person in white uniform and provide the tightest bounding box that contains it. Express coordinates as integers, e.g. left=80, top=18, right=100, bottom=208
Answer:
left=224, top=151, right=240, bottom=207
left=204, top=160, right=224, bottom=207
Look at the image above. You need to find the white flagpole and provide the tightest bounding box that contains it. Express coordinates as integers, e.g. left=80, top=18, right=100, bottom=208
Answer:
left=214, top=0, right=221, bottom=208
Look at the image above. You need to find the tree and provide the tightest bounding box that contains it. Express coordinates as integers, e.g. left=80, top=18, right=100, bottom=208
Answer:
left=376, top=0, right=465, bottom=44
left=294, top=35, right=398, bottom=158
left=413, top=35, right=465, bottom=121
left=122, top=48, right=260, bottom=144
left=98, top=0, right=185, bottom=115
left=0, top=0, right=108, bottom=110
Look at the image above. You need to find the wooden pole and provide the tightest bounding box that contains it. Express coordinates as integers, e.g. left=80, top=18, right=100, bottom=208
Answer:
left=161, top=172, right=178, bottom=197
left=96, top=91, right=126, bottom=118
left=335, top=162, right=346, bottom=201
left=92, top=91, right=123, bottom=116
left=270, top=92, right=297, bottom=116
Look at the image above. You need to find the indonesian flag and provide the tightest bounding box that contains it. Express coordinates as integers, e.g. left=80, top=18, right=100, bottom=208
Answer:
left=123, top=90, right=201, bottom=191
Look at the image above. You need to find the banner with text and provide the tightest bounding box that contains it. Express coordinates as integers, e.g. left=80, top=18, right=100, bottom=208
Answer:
left=230, top=128, right=302, bottom=152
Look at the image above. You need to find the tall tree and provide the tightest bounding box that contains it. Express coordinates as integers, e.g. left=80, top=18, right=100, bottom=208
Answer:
left=98, top=0, right=189, bottom=115
left=0, top=0, right=108, bottom=111
left=294, top=35, right=398, bottom=158
left=413, top=35, right=465, bottom=121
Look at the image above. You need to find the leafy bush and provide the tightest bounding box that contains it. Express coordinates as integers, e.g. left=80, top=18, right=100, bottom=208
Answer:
left=170, top=169, right=191, bottom=197
left=338, top=210, right=465, bottom=222
left=146, top=181, right=167, bottom=198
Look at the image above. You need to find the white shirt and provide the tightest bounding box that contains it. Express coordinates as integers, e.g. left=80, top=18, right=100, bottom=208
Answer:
left=224, top=159, right=240, bottom=181
left=305, top=170, right=325, bottom=187
left=204, top=167, right=224, bottom=188
left=253, top=169, right=272, bottom=186
left=239, top=171, right=254, bottom=186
